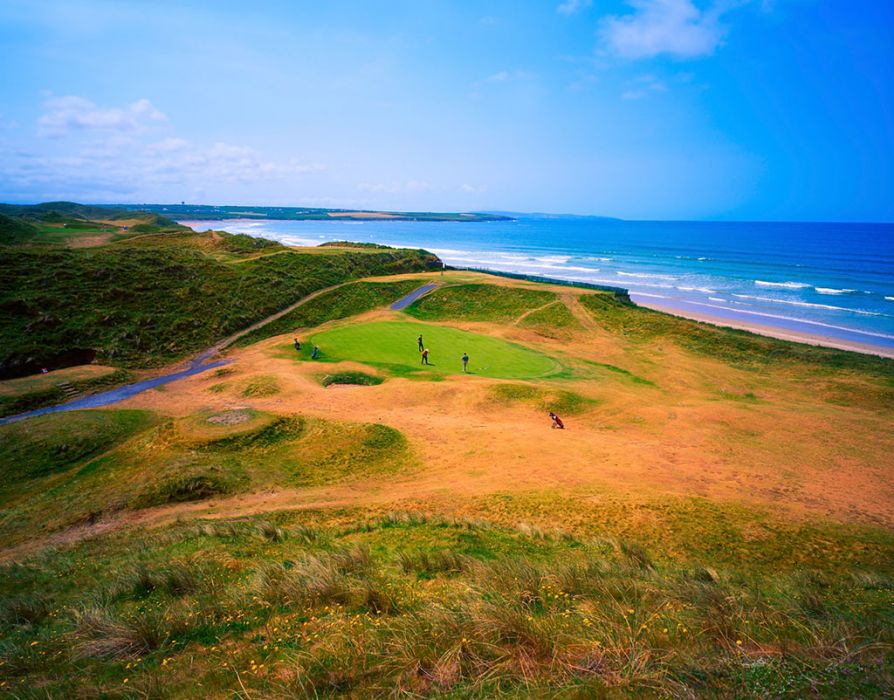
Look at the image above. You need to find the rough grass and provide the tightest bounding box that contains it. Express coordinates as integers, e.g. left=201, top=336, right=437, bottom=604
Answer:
left=488, top=382, right=596, bottom=415
left=518, top=300, right=583, bottom=339
left=0, top=368, right=133, bottom=418
left=0, top=409, right=155, bottom=486
left=0, top=222, right=437, bottom=375
left=0, top=411, right=412, bottom=547
left=135, top=470, right=245, bottom=507
left=579, top=293, right=894, bottom=380
left=0, top=505, right=890, bottom=697
left=240, top=375, right=280, bottom=398
left=233, top=280, right=425, bottom=348
left=405, top=283, right=556, bottom=323
left=320, top=371, right=384, bottom=387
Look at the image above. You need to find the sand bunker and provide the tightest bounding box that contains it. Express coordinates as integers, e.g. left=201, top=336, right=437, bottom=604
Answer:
left=206, top=409, right=252, bottom=426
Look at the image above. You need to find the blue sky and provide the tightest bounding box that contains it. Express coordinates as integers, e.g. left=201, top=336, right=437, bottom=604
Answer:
left=0, top=0, right=891, bottom=221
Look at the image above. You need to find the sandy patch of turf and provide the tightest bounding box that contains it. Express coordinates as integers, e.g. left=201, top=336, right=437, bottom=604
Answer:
left=300, top=320, right=561, bottom=379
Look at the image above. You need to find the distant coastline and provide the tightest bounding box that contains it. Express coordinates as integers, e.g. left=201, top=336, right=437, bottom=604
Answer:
left=133, top=203, right=511, bottom=223
left=183, top=216, right=894, bottom=359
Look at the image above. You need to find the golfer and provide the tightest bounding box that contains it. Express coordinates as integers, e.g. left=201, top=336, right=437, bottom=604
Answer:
left=549, top=411, right=565, bottom=429
left=293, top=338, right=301, bottom=351
left=417, top=334, right=424, bottom=352
left=311, top=345, right=320, bottom=360
left=421, top=348, right=430, bottom=365
left=462, top=352, right=469, bottom=372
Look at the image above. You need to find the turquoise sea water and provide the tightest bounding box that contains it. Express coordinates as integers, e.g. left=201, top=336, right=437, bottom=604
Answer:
left=182, top=218, right=894, bottom=351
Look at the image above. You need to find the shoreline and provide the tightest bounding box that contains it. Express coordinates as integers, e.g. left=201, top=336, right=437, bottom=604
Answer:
left=180, top=218, right=894, bottom=360
left=635, top=298, right=894, bottom=359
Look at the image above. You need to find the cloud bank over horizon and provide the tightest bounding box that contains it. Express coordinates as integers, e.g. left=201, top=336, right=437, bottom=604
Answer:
left=0, top=0, right=891, bottom=221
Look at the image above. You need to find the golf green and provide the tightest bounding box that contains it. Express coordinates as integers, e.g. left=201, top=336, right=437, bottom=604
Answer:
left=303, top=321, right=559, bottom=379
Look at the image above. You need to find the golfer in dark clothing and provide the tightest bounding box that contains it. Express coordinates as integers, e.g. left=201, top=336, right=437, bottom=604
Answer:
left=417, top=335, right=424, bottom=352
left=462, top=352, right=469, bottom=372
left=311, top=345, right=320, bottom=360
left=421, top=348, right=430, bottom=365
left=549, top=412, right=565, bottom=429
left=294, top=338, right=301, bottom=351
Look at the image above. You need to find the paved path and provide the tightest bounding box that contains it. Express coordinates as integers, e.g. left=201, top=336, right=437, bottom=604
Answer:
left=0, top=280, right=438, bottom=426
left=390, top=283, right=437, bottom=311
left=0, top=359, right=230, bottom=425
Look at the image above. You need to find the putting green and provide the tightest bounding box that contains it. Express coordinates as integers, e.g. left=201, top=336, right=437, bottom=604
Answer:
left=302, top=321, right=559, bottom=379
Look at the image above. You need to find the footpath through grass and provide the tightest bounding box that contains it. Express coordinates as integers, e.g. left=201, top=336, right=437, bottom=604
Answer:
left=233, top=279, right=425, bottom=348
left=1, top=214, right=437, bottom=376
left=300, top=320, right=561, bottom=379
left=405, top=283, right=556, bottom=323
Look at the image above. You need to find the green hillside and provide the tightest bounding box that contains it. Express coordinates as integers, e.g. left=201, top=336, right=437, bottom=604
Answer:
left=0, top=204, right=439, bottom=377
left=0, top=201, right=180, bottom=228
left=0, top=213, right=40, bottom=245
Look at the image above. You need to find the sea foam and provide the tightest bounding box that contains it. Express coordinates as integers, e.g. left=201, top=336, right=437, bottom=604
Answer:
left=815, top=287, right=856, bottom=295
left=754, top=280, right=810, bottom=289
left=733, top=294, right=882, bottom=316
left=618, top=271, right=677, bottom=280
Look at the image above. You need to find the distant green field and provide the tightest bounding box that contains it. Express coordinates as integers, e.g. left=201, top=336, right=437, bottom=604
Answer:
left=302, top=320, right=560, bottom=379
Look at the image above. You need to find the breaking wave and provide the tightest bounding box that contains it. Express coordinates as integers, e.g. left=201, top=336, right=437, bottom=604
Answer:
left=754, top=280, right=811, bottom=289
left=732, top=294, right=883, bottom=316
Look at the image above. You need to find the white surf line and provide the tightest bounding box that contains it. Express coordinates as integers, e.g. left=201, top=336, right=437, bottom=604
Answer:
left=633, top=295, right=894, bottom=342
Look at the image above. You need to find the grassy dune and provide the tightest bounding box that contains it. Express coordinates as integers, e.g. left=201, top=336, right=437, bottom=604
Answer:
left=1, top=270, right=892, bottom=697
left=0, top=506, right=890, bottom=697
left=0, top=204, right=438, bottom=378
left=517, top=299, right=583, bottom=339
left=0, top=409, right=413, bottom=548
left=1, top=243, right=435, bottom=375
left=405, top=283, right=556, bottom=323
left=233, top=280, right=426, bottom=348
left=0, top=365, right=133, bottom=418
left=579, top=292, right=894, bottom=377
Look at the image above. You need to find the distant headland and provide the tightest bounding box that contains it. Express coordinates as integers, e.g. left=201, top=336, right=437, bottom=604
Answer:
left=129, top=203, right=513, bottom=222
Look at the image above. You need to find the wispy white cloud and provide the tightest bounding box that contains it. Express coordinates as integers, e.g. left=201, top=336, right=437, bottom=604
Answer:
left=0, top=95, right=324, bottom=200
left=357, top=180, right=432, bottom=194
left=484, top=71, right=510, bottom=83
left=37, top=95, right=167, bottom=138
left=557, top=0, right=592, bottom=15
left=600, top=0, right=734, bottom=60
left=471, top=69, right=537, bottom=92
left=621, top=74, right=670, bottom=99
left=145, top=139, right=325, bottom=183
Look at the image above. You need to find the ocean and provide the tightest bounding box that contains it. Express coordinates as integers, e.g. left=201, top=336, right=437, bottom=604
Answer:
left=182, top=218, right=894, bottom=352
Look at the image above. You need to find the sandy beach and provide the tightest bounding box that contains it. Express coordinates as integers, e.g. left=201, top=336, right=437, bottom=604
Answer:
left=637, top=298, right=894, bottom=359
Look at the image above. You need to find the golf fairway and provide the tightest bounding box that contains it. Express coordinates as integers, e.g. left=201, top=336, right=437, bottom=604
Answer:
left=305, top=321, right=560, bottom=379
